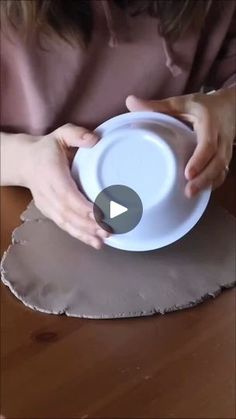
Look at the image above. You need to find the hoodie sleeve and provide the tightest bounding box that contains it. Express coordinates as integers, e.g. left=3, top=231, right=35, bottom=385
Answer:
left=205, top=9, right=236, bottom=89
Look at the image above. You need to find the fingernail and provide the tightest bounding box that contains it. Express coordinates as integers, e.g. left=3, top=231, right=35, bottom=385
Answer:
left=185, top=186, right=191, bottom=198
left=190, top=185, right=199, bottom=196
left=91, top=239, right=102, bottom=250
left=185, top=183, right=199, bottom=198
left=188, top=167, right=197, bottom=179
left=82, top=132, right=99, bottom=142
left=96, top=229, right=110, bottom=239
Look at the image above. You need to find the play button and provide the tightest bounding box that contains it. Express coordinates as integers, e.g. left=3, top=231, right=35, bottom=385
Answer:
left=110, top=201, right=128, bottom=219
left=93, top=185, right=143, bottom=234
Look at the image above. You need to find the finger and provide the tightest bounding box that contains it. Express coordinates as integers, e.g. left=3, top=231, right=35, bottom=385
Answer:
left=41, top=156, right=102, bottom=226
left=41, top=177, right=110, bottom=239
left=52, top=185, right=94, bottom=217
left=42, top=189, right=103, bottom=233
left=59, top=219, right=109, bottom=243
left=67, top=184, right=95, bottom=215
left=57, top=211, right=110, bottom=240
left=64, top=224, right=103, bottom=250
left=35, top=196, right=106, bottom=248
left=185, top=151, right=227, bottom=196
left=225, top=141, right=234, bottom=163
left=127, top=95, right=218, bottom=181
left=54, top=123, right=100, bottom=148
left=184, top=139, right=229, bottom=197
left=126, top=95, right=156, bottom=112
left=212, top=171, right=226, bottom=190
left=45, top=205, right=103, bottom=249
left=126, top=94, right=191, bottom=114
left=184, top=114, right=218, bottom=180
left=48, top=167, right=94, bottom=215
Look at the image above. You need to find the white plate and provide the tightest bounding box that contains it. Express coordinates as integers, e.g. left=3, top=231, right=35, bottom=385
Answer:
left=72, top=112, right=211, bottom=251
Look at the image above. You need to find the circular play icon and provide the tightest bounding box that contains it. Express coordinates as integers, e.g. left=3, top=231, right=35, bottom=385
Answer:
left=93, top=185, right=143, bottom=234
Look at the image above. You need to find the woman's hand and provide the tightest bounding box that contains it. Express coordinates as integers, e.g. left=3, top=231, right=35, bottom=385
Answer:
left=126, top=88, right=235, bottom=197
left=20, top=123, right=109, bottom=249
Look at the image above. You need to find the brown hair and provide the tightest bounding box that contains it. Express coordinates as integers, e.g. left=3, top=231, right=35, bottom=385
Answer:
left=0, top=0, right=216, bottom=44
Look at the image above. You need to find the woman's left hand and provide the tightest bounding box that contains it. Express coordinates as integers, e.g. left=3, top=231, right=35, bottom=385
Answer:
left=126, top=88, right=235, bottom=197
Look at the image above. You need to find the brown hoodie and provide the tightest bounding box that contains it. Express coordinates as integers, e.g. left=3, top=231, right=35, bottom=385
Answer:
left=0, top=0, right=235, bottom=135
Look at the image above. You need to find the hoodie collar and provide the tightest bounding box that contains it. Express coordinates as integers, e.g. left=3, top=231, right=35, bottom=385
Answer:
left=101, top=0, right=129, bottom=47
left=101, top=0, right=183, bottom=77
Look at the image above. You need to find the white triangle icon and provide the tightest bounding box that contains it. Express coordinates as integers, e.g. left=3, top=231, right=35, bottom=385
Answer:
left=110, top=201, right=128, bottom=219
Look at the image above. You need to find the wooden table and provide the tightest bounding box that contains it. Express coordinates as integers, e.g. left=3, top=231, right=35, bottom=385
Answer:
left=1, top=155, right=235, bottom=419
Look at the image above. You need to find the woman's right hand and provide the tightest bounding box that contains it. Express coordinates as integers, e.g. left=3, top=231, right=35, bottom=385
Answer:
left=20, top=123, right=110, bottom=249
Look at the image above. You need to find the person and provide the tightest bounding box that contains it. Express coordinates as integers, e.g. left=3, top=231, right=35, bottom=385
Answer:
left=1, top=0, right=235, bottom=249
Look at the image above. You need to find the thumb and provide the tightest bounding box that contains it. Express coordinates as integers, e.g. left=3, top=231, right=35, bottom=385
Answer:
left=54, top=123, right=100, bottom=148
left=126, top=95, right=157, bottom=112
left=126, top=94, right=189, bottom=115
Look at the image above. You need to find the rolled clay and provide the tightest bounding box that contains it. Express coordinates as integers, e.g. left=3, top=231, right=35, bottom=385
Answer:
left=1, top=201, right=235, bottom=318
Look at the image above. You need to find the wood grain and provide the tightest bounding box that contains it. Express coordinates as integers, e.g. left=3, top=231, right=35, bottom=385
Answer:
left=1, top=154, right=235, bottom=419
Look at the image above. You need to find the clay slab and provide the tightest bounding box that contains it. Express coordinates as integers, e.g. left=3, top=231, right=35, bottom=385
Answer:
left=1, top=201, right=235, bottom=319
